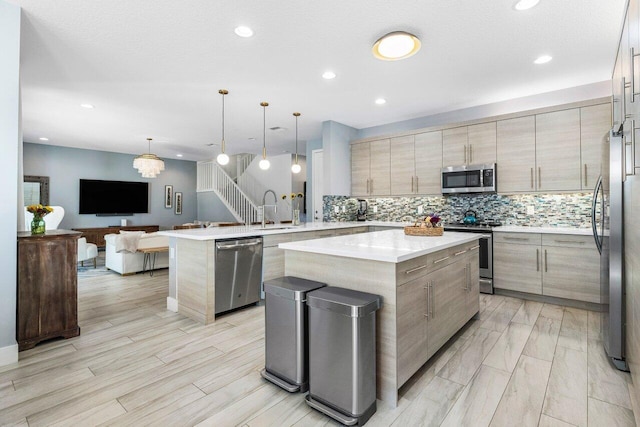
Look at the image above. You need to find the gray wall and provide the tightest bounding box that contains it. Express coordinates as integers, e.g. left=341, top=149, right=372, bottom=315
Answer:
left=197, top=192, right=237, bottom=222
left=323, top=121, right=356, bottom=196
left=23, top=143, right=197, bottom=230
left=1, top=0, right=20, bottom=360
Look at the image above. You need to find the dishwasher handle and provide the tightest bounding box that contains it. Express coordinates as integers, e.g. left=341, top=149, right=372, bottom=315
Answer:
left=216, top=239, right=262, bottom=250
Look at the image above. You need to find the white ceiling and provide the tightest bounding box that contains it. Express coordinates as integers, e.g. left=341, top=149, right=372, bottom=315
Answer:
left=11, top=0, right=626, bottom=162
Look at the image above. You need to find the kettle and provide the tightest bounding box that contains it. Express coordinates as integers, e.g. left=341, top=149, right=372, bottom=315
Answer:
left=463, top=210, right=477, bottom=225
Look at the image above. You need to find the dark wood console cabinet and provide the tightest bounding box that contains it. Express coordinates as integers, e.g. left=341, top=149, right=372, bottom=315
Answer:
left=71, top=225, right=160, bottom=247
left=17, top=230, right=82, bottom=351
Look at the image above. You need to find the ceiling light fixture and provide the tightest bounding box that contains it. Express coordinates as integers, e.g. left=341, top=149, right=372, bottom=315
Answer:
left=133, top=137, right=165, bottom=178
left=534, top=55, right=552, bottom=64
left=39, top=137, right=49, bottom=141
left=513, top=0, right=540, bottom=11
left=216, top=89, right=230, bottom=166
left=80, top=103, right=94, bottom=109
left=259, top=102, right=270, bottom=170
left=291, top=112, right=302, bottom=174
left=176, top=154, right=183, bottom=158
left=372, top=31, right=421, bottom=61
left=234, top=26, right=254, bottom=37
left=375, top=98, right=387, bottom=105
left=322, top=71, right=336, bottom=80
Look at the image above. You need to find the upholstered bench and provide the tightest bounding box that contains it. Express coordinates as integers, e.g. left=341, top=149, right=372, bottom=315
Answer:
left=104, top=232, right=169, bottom=275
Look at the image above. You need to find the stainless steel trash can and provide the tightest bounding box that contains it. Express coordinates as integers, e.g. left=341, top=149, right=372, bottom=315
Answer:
left=261, top=276, right=326, bottom=392
left=305, top=287, right=382, bottom=426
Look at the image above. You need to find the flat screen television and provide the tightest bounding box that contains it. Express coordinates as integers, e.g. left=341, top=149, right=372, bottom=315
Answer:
left=79, top=179, right=149, bottom=215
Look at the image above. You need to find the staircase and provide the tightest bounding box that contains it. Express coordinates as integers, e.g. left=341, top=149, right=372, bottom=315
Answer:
left=197, top=160, right=259, bottom=224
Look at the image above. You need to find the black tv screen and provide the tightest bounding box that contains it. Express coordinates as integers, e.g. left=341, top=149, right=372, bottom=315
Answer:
left=79, top=179, right=149, bottom=215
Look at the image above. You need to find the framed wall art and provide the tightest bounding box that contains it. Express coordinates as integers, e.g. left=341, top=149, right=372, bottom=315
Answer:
left=165, top=185, right=173, bottom=208
left=175, top=192, right=182, bottom=215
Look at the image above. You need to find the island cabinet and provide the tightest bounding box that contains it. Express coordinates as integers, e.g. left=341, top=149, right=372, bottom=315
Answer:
left=442, top=123, right=496, bottom=167
left=390, top=132, right=443, bottom=196
left=17, top=230, right=81, bottom=351
left=351, top=139, right=390, bottom=196
left=493, top=232, right=601, bottom=304
left=282, top=232, right=480, bottom=407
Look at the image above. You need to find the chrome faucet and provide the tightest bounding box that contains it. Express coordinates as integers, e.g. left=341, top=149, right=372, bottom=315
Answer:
left=261, top=189, right=278, bottom=228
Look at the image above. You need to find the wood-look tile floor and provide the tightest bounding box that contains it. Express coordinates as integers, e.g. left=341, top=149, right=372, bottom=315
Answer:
left=1, top=269, right=637, bottom=426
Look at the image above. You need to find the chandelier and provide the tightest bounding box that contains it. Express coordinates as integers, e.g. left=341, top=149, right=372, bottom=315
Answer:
left=133, top=137, right=165, bottom=178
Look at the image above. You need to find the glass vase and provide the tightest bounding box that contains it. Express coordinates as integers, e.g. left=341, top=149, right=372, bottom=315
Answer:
left=293, top=209, right=300, bottom=226
left=31, top=215, right=46, bottom=235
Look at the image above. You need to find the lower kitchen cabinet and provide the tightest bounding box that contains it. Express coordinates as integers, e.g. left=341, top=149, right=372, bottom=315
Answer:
left=396, top=244, right=479, bottom=387
left=494, top=232, right=600, bottom=303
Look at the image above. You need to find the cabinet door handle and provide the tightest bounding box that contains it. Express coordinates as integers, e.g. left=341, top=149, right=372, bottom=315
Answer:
left=469, top=144, right=473, bottom=163
left=370, top=179, right=373, bottom=194
left=538, top=167, right=541, bottom=188
left=584, top=164, right=588, bottom=187
left=633, top=48, right=638, bottom=103
left=433, top=256, right=450, bottom=264
left=406, top=264, right=428, bottom=274
left=544, top=249, right=548, bottom=272
left=366, top=179, right=369, bottom=194
left=430, top=282, right=434, bottom=319
left=415, top=176, right=419, bottom=193
left=462, top=265, right=468, bottom=290
left=503, top=236, right=528, bottom=241
left=424, top=286, right=429, bottom=319
left=464, top=145, right=467, bottom=164
left=411, top=176, right=414, bottom=193
left=530, top=168, right=534, bottom=189
left=469, top=245, right=480, bottom=250
left=554, top=240, right=584, bottom=244
left=454, top=249, right=468, bottom=256
left=536, top=248, right=539, bottom=272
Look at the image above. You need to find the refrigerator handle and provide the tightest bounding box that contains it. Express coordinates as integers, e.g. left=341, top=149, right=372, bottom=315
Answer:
left=591, top=175, right=603, bottom=254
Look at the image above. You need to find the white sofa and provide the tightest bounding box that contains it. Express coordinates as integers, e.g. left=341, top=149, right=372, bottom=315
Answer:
left=104, top=232, right=170, bottom=275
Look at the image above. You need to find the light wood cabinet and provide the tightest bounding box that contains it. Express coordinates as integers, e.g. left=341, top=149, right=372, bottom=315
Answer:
left=493, top=232, right=601, bottom=303
left=580, top=104, right=611, bottom=190
left=497, top=116, right=536, bottom=193
left=397, top=276, right=429, bottom=386
left=390, top=132, right=443, bottom=196
left=535, top=109, right=582, bottom=191
left=443, top=123, right=496, bottom=167
left=414, top=131, right=443, bottom=195
left=465, top=245, right=480, bottom=319
left=351, top=139, right=390, bottom=196
left=390, top=135, right=416, bottom=195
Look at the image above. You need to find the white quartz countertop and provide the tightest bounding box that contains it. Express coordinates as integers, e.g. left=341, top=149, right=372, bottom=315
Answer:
left=279, top=229, right=482, bottom=263
left=158, top=221, right=408, bottom=241
left=494, top=226, right=593, bottom=235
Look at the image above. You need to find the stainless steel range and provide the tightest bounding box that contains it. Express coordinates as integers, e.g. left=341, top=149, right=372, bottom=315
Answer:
left=444, top=221, right=501, bottom=294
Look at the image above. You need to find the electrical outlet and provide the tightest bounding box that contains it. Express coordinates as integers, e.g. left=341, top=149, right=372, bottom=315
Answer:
left=334, top=206, right=339, bottom=213
left=341, top=205, right=346, bottom=212
left=417, top=206, right=423, bottom=215
left=527, top=205, right=535, bottom=215
left=373, top=206, right=378, bottom=213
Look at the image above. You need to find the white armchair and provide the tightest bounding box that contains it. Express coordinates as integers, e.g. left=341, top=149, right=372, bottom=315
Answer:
left=24, top=206, right=65, bottom=230
left=77, top=237, right=99, bottom=268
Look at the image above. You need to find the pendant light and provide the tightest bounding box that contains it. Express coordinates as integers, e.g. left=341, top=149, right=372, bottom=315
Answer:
left=216, top=89, right=230, bottom=165
left=259, top=102, right=270, bottom=170
left=291, top=112, right=301, bottom=174
left=133, top=137, right=165, bottom=178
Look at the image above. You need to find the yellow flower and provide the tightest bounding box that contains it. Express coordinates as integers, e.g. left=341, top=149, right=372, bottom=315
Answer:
left=296, top=193, right=304, bottom=198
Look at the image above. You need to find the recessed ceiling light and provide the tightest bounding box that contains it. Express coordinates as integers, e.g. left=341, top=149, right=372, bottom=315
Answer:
left=514, top=0, right=540, bottom=11
left=375, top=98, right=387, bottom=105
left=372, top=31, right=421, bottom=61
left=80, top=103, right=94, bottom=109
left=39, top=137, right=49, bottom=141
left=176, top=154, right=183, bottom=158
left=234, top=26, right=254, bottom=38
left=534, top=55, right=552, bottom=64
left=322, top=71, right=336, bottom=80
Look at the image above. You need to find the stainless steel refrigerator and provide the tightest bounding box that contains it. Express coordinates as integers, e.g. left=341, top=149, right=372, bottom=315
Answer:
left=592, top=129, right=627, bottom=371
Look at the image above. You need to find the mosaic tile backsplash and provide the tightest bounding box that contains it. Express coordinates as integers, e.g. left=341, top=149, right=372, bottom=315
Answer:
left=323, top=193, right=593, bottom=228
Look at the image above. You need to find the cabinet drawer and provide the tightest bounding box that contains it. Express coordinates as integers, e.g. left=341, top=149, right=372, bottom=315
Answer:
left=263, top=233, right=292, bottom=247
left=397, top=253, right=432, bottom=285
left=494, top=232, right=541, bottom=245
left=541, top=234, right=595, bottom=249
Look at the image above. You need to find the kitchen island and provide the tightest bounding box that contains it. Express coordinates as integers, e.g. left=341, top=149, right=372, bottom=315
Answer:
left=280, top=229, right=481, bottom=407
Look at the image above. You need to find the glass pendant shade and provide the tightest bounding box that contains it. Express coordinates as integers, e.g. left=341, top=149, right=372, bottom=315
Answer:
left=133, top=138, right=165, bottom=178
left=216, top=152, right=229, bottom=165
left=291, top=163, right=301, bottom=174
left=259, top=158, right=270, bottom=170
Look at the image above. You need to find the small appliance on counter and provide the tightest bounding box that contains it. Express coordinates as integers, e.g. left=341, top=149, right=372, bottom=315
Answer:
left=357, top=199, right=368, bottom=221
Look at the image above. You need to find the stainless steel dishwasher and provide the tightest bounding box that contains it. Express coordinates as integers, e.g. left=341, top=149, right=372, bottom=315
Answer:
left=215, top=236, right=263, bottom=314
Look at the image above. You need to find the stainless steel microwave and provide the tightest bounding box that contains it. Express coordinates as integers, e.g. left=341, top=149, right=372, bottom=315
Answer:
left=441, top=163, right=496, bottom=194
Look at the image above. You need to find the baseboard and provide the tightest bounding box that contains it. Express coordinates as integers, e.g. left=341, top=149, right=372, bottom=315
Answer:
left=0, top=343, right=18, bottom=366
left=167, top=297, right=178, bottom=312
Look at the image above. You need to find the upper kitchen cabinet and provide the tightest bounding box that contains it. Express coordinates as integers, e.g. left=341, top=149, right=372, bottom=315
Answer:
left=390, top=135, right=416, bottom=195
left=581, top=104, right=612, bottom=190
left=351, top=139, right=390, bottom=196
left=535, top=109, right=581, bottom=191
left=443, top=123, right=496, bottom=167
left=414, top=131, right=443, bottom=195
left=497, top=116, right=536, bottom=193
left=390, top=132, right=443, bottom=196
